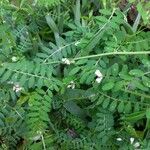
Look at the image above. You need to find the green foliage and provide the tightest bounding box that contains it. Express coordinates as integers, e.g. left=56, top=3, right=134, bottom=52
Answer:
left=24, top=89, right=53, bottom=138
left=0, top=0, right=150, bottom=149
left=37, top=0, right=65, bottom=7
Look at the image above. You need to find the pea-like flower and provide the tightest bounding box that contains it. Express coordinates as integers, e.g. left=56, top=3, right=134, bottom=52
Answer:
left=95, top=69, right=103, bottom=83
left=130, top=137, right=140, bottom=149
left=74, top=41, right=80, bottom=46
left=62, top=58, right=71, bottom=65
left=13, top=83, right=23, bottom=92
left=11, top=56, right=18, bottom=62
left=67, top=81, right=75, bottom=89
left=116, top=138, right=122, bottom=141
left=62, top=58, right=75, bottom=65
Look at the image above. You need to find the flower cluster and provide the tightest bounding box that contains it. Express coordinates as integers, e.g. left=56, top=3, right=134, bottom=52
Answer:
left=62, top=58, right=71, bottom=65
left=67, top=81, right=75, bottom=89
left=130, top=137, right=140, bottom=149
left=62, top=58, right=75, bottom=65
left=13, top=83, right=23, bottom=92
left=116, top=137, right=140, bottom=149
left=11, top=56, right=18, bottom=62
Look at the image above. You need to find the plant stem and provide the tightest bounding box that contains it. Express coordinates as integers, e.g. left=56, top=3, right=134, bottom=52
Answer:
left=46, top=51, right=150, bottom=64
left=73, top=51, right=150, bottom=61
left=41, top=134, right=46, bottom=150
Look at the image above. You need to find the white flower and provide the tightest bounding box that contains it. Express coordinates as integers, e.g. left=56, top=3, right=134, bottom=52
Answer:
left=67, top=81, right=75, bottom=89
left=96, top=77, right=103, bottom=83
left=95, top=70, right=103, bottom=78
left=116, top=138, right=122, bottom=141
left=32, top=135, right=41, bottom=141
left=95, top=70, right=103, bottom=84
left=129, top=137, right=140, bottom=149
left=31, top=132, right=41, bottom=141
left=134, top=142, right=140, bottom=148
left=75, top=41, right=80, bottom=46
left=11, top=56, right=18, bottom=62
left=130, top=137, right=134, bottom=144
left=62, top=58, right=71, bottom=65
left=13, top=84, right=23, bottom=92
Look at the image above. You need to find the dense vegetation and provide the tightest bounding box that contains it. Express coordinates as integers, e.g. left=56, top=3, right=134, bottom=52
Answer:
left=0, top=0, right=150, bottom=149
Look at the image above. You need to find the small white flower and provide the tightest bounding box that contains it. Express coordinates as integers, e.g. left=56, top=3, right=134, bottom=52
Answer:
left=95, top=70, right=103, bottom=84
left=67, top=81, right=75, bottom=89
left=129, top=137, right=140, bottom=149
left=11, top=56, right=18, bottom=62
left=130, top=137, right=135, bottom=144
left=32, top=134, right=41, bottom=141
left=13, top=84, right=23, bottom=92
left=32, top=135, right=41, bottom=141
left=95, top=70, right=103, bottom=78
left=75, top=41, right=80, bottom=46
left=134, top=142, right=140, bottom=148
left=62, top=58, right=71, bottom=65
left=96, top=77, right=103, bottom=83
left=116, top=138, right=122, bottom=141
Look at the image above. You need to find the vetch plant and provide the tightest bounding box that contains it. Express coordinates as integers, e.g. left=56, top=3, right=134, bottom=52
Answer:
left=0, top=0, right=150, bottom=149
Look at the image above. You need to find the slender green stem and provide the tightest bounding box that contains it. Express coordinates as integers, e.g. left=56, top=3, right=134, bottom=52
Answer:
left=73, top=51, right=150, bottom=61
left=46, top=51, right=150, bottom=64
left=41, top=134, right=46, bottom=150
